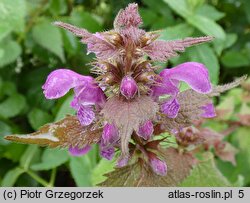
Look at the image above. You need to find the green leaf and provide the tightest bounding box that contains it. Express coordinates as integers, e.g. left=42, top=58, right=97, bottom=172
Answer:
left=0, top=0, right=26, bottom=32
left=163, top=0, right=225, bottom=40
left=235, top=128, right=250, bottom=165
left=195, top=4, right=225, bottom=21
left=221, top=51, right=249, bottom=68
left=0, top=93, right=26, bottom=118
left=55, top=95, right=75, bottom=121
left=92, top=158, right=116, bottom=186
left=100, top=148, right=194, bottom=186
left=163, top=0, right=192, bottom=18
left=1, top=167, right=25, bottom=187
left=160, top=23, right=194, bottom=40
left=20, top=145, right=40, bottom=170
left=216, top=96, right=235, bottom=119
left=3, top=144, right=26, bottom=162
left=0, top=40, right=22, bottom=68
left=180, top=153, right=231, bottom=186
left=69, top=156, right=92, bottom=186
left=31, top=148, right=69, bottom=171
left=28, top=108, right=53, bottom=130
left=187, top=44, right=219, bottom=84
left=32, top=20, right=65, bottom=62
left=187, top=15, right=226, bottom=40
left=70, top=10, right=102, bottom=32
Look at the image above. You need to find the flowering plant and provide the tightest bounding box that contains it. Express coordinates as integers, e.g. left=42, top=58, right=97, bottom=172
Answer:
left=5, top=3, right=246, bottom=186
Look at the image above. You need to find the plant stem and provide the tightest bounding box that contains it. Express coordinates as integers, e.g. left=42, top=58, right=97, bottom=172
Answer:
left=27, top=170, right=50, bottom=187
left=49, top=168, right=57, bottom=187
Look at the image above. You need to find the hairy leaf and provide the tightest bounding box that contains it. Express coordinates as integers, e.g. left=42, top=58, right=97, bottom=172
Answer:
left=101, top=96, right=158, bottom=156
left=5, top=115, right=102, bottom=149
left=99, top=148, right=194, bottom=186
left=209, top=75, right=247, bottom=97
left=162, top=76, right=247, bottom=132
left=143, top=36, right=213, bottom=61
left=180, top=153, right=231, bottom=186
left=162, top=89, right=211, bottom=132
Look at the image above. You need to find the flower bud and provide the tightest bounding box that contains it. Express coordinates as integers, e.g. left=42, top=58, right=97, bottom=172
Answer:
left=102, top=123, right=119, bottom=146
left=120, top=75, right=138, bottom=99
left=148, top=153, right=167, bottom=176
left=116, top=156, right=129, bottom=168
left=137, top=120, right=153, bottom=140
left=100, top=146, right=115, bottom=160
left=69, top=145, right=91, bottom=156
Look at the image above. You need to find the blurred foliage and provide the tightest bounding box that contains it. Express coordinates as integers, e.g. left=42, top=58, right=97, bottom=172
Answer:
left=0, top=0, right=249, bottom=186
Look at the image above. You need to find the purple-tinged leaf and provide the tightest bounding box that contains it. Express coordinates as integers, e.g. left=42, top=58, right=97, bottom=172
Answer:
left=4, top=115, right=102, bottom=149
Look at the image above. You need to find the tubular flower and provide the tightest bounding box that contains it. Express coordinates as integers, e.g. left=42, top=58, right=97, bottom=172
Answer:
left=6, top=3, right=246, bottom=178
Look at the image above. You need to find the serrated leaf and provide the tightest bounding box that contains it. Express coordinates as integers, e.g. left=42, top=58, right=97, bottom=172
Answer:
left=69, top=156, right=92, bottom=186
left=0, top=40, right=22, bottom=68
left=31, top=148, right=69, bottom=171
left=187, top=44, right=219, bottom=84
left=5, top=115, right=102, bottom=148
left=92, top=158, right=116, bottom=186
left=0, top=93, right=26, bottom=118
left=101, top=96, right=158, bottom=156
left=180, top=153, right=231, bottom=186
left=32, top=20, right=65, bottom=61
left=28, top=108, right=53, bottom=130
left=99, top=148, right=194, bottom=186
left=1, top=167, right=25, bottom=187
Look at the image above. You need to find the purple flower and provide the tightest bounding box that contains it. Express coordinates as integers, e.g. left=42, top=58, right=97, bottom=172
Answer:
left=120, top=75, right=138, bottom=99
left=100, top=145, right=115, bottom=160
left=102, top=123, right=119, bottom=146
left=137, top=120, right=154, bottom=140
left=149, top=156, right=167, bottom=176
left=42, top=69, right=106, bottom=126
left=201, top=103, right=216, bottom=118
left=152, top=62, right=212, bottom=117
left=116, top=156, right=129, bottom=168
left=39, top=3, right=224, bottom=176
left=69, top=145, right=92, bottom=156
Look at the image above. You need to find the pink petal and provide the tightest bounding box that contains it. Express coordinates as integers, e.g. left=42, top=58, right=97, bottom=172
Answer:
left=100, top=146, right=115, bottom=160
left=77, top=105, right=95, bottom=126
left=73, top=82, right=106, bottom=107
left=161, top=98, right=180, bottom=118
left=161, top=62, right=212, bottom=94
left=137, top=120, right=154, bottom=140
left=102, top=123, right=119, bottom=146
left=149, top=157, right=167, bottom=176
left=151, top=78, right=179, bottom=98
left=69, top=145, right=92, bottom=156
left=201, top=103, right=216, bottom=118
left=42, top=69, right=93, bottom=99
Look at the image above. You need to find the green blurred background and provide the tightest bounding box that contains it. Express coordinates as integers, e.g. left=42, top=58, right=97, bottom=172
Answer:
left=0, top=0, right=250, bottom=187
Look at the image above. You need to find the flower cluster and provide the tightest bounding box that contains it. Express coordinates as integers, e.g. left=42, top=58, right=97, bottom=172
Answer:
left=40, top=3, right=218, bottom=176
